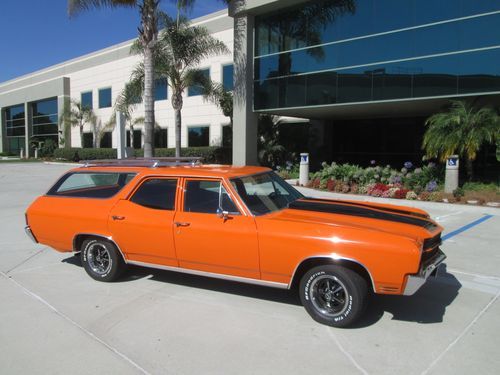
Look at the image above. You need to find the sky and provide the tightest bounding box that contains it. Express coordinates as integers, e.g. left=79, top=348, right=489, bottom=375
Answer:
left=0, top=0, right=226, bottom=83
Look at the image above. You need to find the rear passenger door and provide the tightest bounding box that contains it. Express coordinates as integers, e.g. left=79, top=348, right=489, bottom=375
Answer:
left=173, top=178, right=260, bottom=279
left=109, top=177, right=179, bottom=267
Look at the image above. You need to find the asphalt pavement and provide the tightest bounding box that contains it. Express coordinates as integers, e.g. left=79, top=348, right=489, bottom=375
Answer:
left=1, top=163, right=499, bottom=375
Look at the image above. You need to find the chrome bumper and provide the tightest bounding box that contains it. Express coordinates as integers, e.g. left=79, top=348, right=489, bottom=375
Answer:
left=25, top=226, right=38, bottom=244
left=403, top=249, right=446, bottom=296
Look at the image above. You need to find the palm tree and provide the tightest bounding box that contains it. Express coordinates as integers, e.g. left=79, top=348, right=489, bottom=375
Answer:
left=67, top=0, right=159, bottom=157
left=423, top=100, right=499, bottom=180
left=92, top=117, right=116, bottom=148
left=59, top=99, right=96, bottom=147
left=114, top=81, right=144, bottom=148
left=130, top=12, right=228, bottom=157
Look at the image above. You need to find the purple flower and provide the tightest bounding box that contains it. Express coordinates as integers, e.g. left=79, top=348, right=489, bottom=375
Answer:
left=370, top=160, right=376, bottom=165
left=426, top=180, right=438, bottom=192
left=404, top=161, right=413, bottom=169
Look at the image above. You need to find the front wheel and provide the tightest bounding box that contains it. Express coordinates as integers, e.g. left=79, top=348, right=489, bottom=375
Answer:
left=299, top=265, right=368, bottom=327
left=81, top=238, right=126, bottom=282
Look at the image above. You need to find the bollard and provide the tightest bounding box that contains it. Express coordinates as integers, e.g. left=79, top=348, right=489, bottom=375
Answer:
left=20, top=147, right=24, bottom=159
left=299, top=153, right=309, bottom=186
left=34, top=148, right=39, bottom=159
left=444, top=155, right=459, bottom=193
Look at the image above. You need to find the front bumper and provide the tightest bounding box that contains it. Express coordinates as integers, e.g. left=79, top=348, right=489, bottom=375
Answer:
left=403, top=249, right=446, bottom=296
left=25, top=225, right=38, bottom=244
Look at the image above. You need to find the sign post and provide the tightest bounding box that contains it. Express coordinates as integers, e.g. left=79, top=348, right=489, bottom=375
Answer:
left=299, top=153, right=309, bottom=186
left=444, top=155, right=459, bottom=193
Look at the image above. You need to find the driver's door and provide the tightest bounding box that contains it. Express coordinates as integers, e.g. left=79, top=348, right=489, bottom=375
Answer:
left=173, top=178, right=260, bottom=279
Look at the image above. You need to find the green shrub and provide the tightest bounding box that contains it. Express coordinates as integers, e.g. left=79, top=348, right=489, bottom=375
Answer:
left=39, top=139, right=58, bottom=157
left=462, top=182, right=499, bottom=192
left=53, top=148, right=117, bottom=161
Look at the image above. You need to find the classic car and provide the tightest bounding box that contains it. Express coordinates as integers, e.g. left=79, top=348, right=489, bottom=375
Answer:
left=25, top=158, right=446, bottom=327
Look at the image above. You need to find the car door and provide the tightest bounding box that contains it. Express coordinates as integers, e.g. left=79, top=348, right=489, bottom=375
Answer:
left=108, top=177, right=179, bottom=267
left=173, top=178, right=260, bottom=279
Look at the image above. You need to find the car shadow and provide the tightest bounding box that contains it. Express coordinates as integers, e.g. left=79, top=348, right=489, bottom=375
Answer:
left=62, top=256, right=461, bottom=327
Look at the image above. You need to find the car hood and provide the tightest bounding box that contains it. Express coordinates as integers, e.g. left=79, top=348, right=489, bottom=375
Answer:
left=273, top=197, right=442, bottom=242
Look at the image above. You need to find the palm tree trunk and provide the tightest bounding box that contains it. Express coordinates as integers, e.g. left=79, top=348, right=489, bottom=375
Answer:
left=79, top=125, right=84, bottom=147
left=143, top=45, right=155, bottom=158
left=466, top=157, right=474, bottom=181
left=129, top=125, right=134, bottom=149
left=175, top=109, right=182, bottom=158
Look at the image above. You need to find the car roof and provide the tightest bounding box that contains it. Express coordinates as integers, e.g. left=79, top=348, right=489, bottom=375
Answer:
left=69, top=164, right=271, bottom=179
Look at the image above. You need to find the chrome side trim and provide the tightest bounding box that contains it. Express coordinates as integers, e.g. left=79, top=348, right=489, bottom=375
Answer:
left=25, top=226, right=38, bottom=244
left=127, top=260, right=289, bottom=289
left=403, top=250, right=447, bottom=296
left=288, top=255, right=376, bottom=292
left=72, top=233, right=127, bottom=262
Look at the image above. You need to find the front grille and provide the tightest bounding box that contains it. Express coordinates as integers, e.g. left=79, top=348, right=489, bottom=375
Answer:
left=421, top=246, right=439, bottom=264
left=423, top=233, right=442, bottom=251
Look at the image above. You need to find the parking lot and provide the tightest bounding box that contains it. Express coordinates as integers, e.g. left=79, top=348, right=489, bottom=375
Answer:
left=1, top=163, right=499, bottom=375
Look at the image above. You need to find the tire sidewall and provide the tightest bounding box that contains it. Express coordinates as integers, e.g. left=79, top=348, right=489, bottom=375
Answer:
left=300, top=266, right=363, bottom=327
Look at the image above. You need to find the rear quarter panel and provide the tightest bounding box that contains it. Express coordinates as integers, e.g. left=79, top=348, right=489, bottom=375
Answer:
left=27, top=195, right=116, bottom=252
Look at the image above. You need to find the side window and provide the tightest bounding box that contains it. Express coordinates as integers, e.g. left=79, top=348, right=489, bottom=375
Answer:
left=47, top=172, right=136, bottom=198
left=184, top=180, right=239, bottom=214
left=130, top=179, right=177, bottom=210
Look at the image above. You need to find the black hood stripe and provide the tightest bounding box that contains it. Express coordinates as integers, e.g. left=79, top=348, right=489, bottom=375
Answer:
left=303, top=197, right=429, bottom=219
left=288, top=199, right=437, bottom=230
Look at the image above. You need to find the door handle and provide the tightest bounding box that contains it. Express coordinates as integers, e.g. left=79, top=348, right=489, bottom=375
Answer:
left=174, top=222, right=190, bottom=227
left=112, top=215, right=126, bottom=221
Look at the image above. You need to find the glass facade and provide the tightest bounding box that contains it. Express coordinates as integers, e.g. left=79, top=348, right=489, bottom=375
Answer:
left=81, top=91, right=93, bottom=109
left=188, top=69, right=210, bottom=96
left=254, top=0, right=500, bottom=110
left=222, top=64, right=234, bottom=91
left=188, top=126, right=209, bottom=147
left=31, top=98, right=58, bottom=146
left=4, top=104, right=25, bottom=153
left=98, top=87, right=112, bottom=108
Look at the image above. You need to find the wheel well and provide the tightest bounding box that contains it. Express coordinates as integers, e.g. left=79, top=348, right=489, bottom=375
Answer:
left=290, top=257, right=374, bottom=292
left=73, top=234, right=126, bottom=262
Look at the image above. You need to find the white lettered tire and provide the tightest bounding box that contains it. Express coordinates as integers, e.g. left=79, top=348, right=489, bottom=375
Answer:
left=81, top=238, right=125, bottom=282
left=299, top=265, right=368, bottom=327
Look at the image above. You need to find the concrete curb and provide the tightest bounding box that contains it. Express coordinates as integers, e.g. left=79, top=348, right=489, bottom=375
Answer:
left=288, top=182, right=499, bottom=215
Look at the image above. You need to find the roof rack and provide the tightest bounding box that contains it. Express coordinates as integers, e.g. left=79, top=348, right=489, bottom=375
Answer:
left=80, top=157, right=203, bottom=168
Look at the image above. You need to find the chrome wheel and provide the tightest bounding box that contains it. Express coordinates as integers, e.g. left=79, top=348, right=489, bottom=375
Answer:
left=86, top=242, right=112, bottom=276
left=309, top=275, right=349, bottom=317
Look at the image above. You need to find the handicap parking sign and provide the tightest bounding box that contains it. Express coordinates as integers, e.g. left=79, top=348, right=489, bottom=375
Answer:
left=447, top=157, right=458, bottom=167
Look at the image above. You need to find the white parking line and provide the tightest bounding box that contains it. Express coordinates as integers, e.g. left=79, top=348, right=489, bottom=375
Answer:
left=435, top=211, right=463, bottom=222
left=421, top=289, right=500, bottom=375
left=0, top=271, right=151, bottom=375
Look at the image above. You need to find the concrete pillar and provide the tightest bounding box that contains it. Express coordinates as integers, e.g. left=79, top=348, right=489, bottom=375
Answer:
left=116, top=111, right=126, bottom=159
left=58, top=95, right=71, bottom=148
left=444, top=155, right=459, bottom=193
left=232, top=13, right=258, bottom=166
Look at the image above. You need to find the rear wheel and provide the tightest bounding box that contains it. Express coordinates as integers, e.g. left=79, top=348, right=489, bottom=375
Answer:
left=81, top=238, right=125, bottom=282
left=299, top=265, right=368, bottom=327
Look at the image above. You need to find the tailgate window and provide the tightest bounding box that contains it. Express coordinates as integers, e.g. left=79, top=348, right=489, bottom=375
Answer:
left=47, top=172, right=136, bottom=198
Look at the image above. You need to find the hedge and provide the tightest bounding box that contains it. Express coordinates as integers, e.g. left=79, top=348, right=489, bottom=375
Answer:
left=53, top=147, right=232, bottom=164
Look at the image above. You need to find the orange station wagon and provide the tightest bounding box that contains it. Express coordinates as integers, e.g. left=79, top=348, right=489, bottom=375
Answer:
left=25, top=158, right=446, bottom=327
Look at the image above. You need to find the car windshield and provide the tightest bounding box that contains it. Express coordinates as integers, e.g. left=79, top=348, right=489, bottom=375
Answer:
left=231, top=172, right=304, bottom=215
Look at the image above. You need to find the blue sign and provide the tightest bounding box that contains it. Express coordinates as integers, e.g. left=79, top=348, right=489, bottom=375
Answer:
left=301, top=154, right=308, bottom=163
left=447, top=157, right=458, bottom=167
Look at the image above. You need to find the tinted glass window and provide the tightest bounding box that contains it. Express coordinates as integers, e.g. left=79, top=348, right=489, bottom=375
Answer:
left=48, top=172, right=136, bottom=198
left=100, top=132, right=112, bottom=148
left=184, top=180, right=238, bottom=214
left=222, top=64, right=234, bottom=91
left=154, top=128, right=168, bottom=148
left=154, top=79, right=168, bottom=101
left=81, top=91, right=93, bottom=109
left=188, top=69, right=210, bottom=96
left=131, top=179, right=177, bottom=210
left=99, top=88, right=112, bottom=108
left=188, top=126, right=209, bottom=147
left=83, top=133, right=93, bottom=148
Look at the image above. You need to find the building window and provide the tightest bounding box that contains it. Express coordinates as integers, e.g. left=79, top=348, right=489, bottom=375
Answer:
left=83, top=133, right=93, bottom=148
left=126, top=130, right=142, bottom=149
left=4, top=104, right=25, bottom=154
left=155, top=128, right=168, bottom=148
left=100, top=132, right=112, bottom=148
left=222, top=64, right=234, bottom=91
left=188, top=126, right=209, bottom=147
left=98, top=87, right=112, bottom=108
left=81, top=91, right=93, bottom=109
left=154, top=79, right=168, bottom=101
left=222, top=124, right=232, bottom=148
left=188, top=69, right=210, bottom=96
left=31, top=98, right=58, bottom=148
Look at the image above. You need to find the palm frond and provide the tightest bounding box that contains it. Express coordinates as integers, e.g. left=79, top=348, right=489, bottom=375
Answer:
left=67, top=0, right=137, bottom=17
